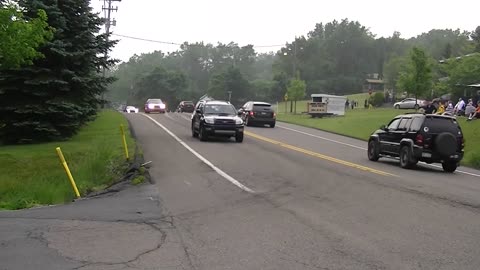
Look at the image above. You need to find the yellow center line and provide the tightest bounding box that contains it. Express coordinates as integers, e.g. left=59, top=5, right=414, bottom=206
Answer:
left=245, top=131, right=397, bottom=177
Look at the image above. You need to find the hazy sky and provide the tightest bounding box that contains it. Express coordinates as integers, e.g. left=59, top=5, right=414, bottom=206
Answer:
left=90, top=0, right=479, bottom=62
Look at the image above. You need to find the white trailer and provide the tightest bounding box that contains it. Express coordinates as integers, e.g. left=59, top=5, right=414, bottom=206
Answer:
left=307, top=94, right=347, bottom=117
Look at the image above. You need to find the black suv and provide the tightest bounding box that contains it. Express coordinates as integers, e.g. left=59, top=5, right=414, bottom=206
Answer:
left=238, top=101, right=276, bottom=127
left=368, top=113, right=464, bottom=172
left=177, top=101, right=195, bottom=113
left=191, top=100, right=244, bottom=142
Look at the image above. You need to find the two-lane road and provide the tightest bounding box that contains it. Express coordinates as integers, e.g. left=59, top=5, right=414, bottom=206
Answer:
left=127, top=112, right=480, bottom=270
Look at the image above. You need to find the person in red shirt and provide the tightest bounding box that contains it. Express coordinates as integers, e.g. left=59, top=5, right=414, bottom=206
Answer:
left=467, top=101, right=480, bottom=121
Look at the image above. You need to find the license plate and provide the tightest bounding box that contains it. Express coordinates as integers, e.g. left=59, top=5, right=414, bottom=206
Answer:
left=422, top=152, right=432, bottom=158
left=450, top=154, right=459, bottom=158
left=261, top=112, right=267, bottom=115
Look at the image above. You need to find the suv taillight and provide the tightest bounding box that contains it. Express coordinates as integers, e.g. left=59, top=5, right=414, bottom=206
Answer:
left=273, top=112, right=276, bottom=118
left=249, top=111, right=254, bottom=116
left=415, top=134, right=424, bottom=146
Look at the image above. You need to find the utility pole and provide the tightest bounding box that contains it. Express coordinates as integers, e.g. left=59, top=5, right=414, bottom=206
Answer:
left=293, top=36, right=297, bottom=76
left=291, top=36, right=297, bottom=113
left=102, top=0, right=121, bottom=71
left=101, top=0, right=121, bottom=107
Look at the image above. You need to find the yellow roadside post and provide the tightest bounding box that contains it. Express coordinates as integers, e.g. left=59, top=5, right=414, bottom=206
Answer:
left=55, top=147, right=81, bottom=198
left=120, top=124, right=129, bottom=161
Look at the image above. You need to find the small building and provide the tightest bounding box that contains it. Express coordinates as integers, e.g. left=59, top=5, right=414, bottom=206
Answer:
left=363, top=79, right=385, bottom=93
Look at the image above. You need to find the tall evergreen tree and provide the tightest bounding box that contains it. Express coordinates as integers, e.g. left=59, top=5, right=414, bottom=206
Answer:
left=0, top=0, right=117, bottom=144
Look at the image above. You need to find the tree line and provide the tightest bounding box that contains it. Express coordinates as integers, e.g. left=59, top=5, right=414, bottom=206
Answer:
left=108, top=19, right=480, bottom=110
left=2, top=2, right=480, bottom=145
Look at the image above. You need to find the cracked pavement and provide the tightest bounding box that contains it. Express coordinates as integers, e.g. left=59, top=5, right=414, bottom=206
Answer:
left=0, top=184, right=192, bottom=270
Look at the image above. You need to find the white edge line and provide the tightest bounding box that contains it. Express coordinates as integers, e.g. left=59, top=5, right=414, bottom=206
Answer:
left=277, top=124, right=480, bottom=178
left=141, top=113, right=255, bottom=193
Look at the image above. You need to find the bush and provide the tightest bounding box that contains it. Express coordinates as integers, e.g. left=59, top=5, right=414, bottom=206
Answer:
left=370, top=92, right=385, bottom=107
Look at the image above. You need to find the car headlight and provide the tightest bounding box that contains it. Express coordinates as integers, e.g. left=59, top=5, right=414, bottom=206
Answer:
left=204, top=118, right=214, bottom=124
left=235, top=118, right=243, bottom=125
left=160, top=104, right=166, bottom=109
left=148, top=104, right=154, bottom=109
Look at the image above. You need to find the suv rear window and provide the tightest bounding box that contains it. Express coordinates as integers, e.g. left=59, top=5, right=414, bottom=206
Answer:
left=253, top=104, right=272, bottom=110
left=422, top=117, right=461, bottom=134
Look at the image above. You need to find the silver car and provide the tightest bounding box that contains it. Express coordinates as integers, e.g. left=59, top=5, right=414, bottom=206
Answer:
left=394, top=98, right=426, bottom=109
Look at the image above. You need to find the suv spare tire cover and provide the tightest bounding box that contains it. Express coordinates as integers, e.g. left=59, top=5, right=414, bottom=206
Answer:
left=435, top=132, right=457, bottom=156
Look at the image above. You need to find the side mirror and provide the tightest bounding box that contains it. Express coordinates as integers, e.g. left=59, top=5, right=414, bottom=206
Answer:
left=196, top=109, right=201, bottom=114
left=380, top=124, right=387, bottom=131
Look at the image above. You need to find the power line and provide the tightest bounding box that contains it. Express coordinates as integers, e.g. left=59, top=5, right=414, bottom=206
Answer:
left=111, top=34, right=182, bottom=45
left=110, top=33, right=285, bottom=48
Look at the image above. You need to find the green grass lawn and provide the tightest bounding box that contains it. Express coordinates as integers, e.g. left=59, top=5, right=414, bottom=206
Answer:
left=277, top=108, right=480, bottom=169
left=0, top=110, right=135, bottom=210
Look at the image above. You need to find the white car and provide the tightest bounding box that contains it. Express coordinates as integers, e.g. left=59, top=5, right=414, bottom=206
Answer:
left=394, top=98, right=426, bottom=109
left=125, top=106, right=139, bottom=113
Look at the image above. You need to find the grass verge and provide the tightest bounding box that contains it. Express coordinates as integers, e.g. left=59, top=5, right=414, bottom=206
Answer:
left=277, top=108, right=480, bottom=169
left=0, top=110, right=135, bottom=210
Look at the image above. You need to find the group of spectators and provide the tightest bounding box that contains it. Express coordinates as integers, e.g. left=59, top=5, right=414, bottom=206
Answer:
left=423, top=98, right=480, bottom=120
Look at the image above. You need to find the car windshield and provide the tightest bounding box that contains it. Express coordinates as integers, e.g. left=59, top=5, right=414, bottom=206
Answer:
left=148, top=99, right=163, bottom=103
left=204, top=104, right=236, bottom=115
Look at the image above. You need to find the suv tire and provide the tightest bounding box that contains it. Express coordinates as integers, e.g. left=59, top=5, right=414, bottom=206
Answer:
left=395, top=104, right=400, bottom=109
left=199, top=125, right=208, bottom=141
left=442, top=161, right=458, bottom=173
left=191, top=124, right=198, bottom=138
left=435, top=132, right=457, bottom=157
left=270, top=123, right=275, bottom=128
left=414, top=104, right=419, bottom=110
left=367, top=140, right=380, bottom=161
left=400, top=145, right=417, bottom=169
left=235, top=132, right=244, bottom=143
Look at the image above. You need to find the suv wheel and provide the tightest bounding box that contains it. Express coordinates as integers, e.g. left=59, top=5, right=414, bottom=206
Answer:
left=235, top=132, right=244, bottom=143
left=399, top=145, right=417, bottom=169
left=367, top=140, right=380, bottom=161
left=435, top=133, right=457, bottom=156
left=442, top=161, right=458, bottom=173
left=191, top=124, right=198, bottom=138
left=395, top=105, right=400, bottom=109
left=199, top=125, right=208, bottom=141
left=414, top=104, right=419, bottom=110
left=270, top=122, right=275, bottom=128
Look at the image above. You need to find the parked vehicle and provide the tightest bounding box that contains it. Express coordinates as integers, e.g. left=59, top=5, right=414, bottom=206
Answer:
left=394, top=98, right=427, bottom=109
left=191, top=100, right=244, bottom=142
left=238, top=101, right=276, bottom=127
left=125, top=106, right=139, bottom=113
left=367, top=113, right=464, bottom=172
left=177, top=101, right=195, bottom=113
left=144, top=99, right=166, bottom=113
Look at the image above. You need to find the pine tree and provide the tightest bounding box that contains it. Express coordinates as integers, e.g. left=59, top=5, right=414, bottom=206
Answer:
left=0, top=0, right=117, bottom=144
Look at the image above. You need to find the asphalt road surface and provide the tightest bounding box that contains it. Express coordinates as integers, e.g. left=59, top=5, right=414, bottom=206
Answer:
left=128, top=112, right=480, bottom=270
